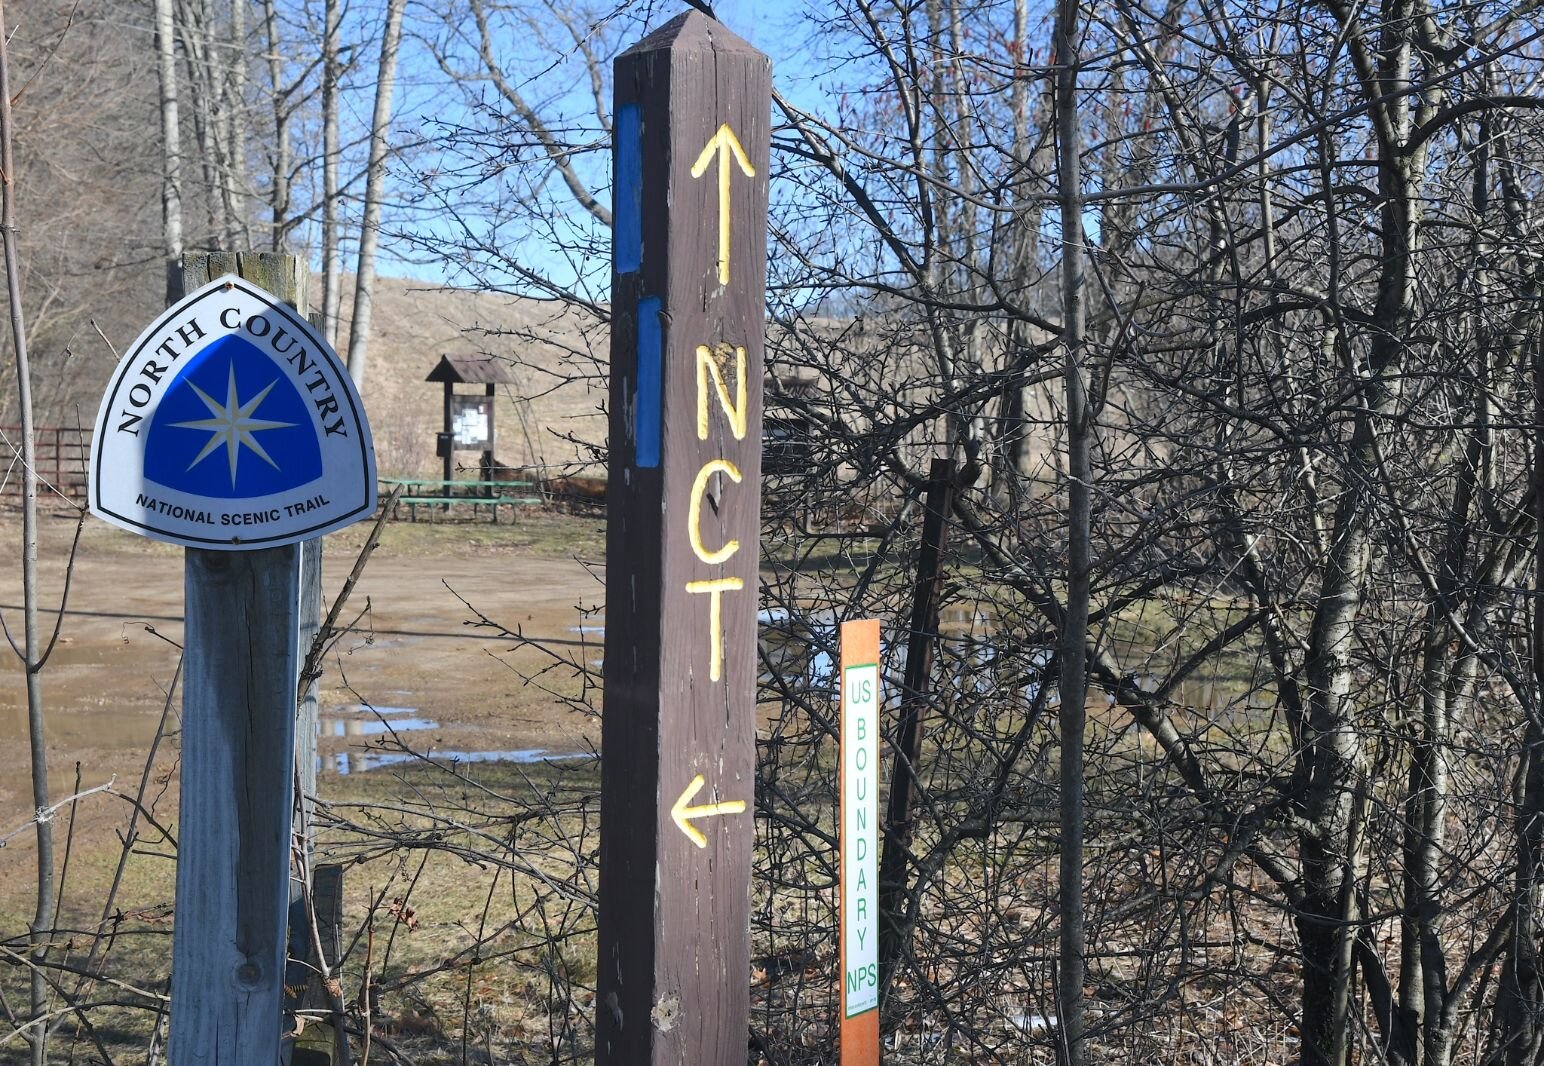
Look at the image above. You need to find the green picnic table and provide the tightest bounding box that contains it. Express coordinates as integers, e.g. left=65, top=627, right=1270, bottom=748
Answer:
left=379, top=477, right=543, bottom=523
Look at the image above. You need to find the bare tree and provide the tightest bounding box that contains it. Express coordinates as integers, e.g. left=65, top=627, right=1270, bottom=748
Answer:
left=4, top=2, right=1544, bottom=1063
left=321, top=0, right=342, bottom=345
left=0, top=6, right=55, bottom=1062
left=1052, top=0, right=1089, bottom=1060
left=154, top=0, right=183, bottom=263
left=344, top=0, right=407, bottom=387
left=260, top=0, right=291, bottom=251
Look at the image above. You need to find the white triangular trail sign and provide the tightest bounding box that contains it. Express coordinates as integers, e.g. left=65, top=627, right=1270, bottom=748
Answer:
left=90, top=275, right=376, bottom=550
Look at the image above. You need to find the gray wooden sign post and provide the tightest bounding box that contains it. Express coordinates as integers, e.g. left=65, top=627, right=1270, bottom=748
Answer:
left=597, top=12, right=771, bottom=1065
left=172, top=254, right=306, bottom=1064
left=89, top=252, right=375, bottom=1063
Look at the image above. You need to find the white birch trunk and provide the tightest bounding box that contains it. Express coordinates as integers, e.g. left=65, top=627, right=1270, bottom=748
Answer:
left=262, top=0, right=288, bottom=250
left=155, top=0, right=183, bottom=260
left=345, top=0, right=406, bottom=388
left=321, top=0, right=342, bottom=347
left=226, top=0, right=248, bottom=247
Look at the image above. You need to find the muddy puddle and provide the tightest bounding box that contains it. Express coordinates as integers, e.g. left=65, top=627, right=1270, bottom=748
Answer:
left=560, top=604, right=1052, bottom=705
left=321, top=705, right=438, bottom=736
left=315, top=700, right=600, bottom=774
left=324, top=746, right=596, bottom=775
left=0, top=542, right=610, bottom=818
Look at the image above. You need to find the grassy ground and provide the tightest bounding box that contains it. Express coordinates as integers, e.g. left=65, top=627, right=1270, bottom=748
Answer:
left=0, top=507, right=611, bottom=1063
left=17, top=497, right=607, bottom=561
left=326, top=506, right=607, bottom=561
left=1, top=501, right=1286, bottom=1063
left=2, top=756, right=608, bottom=1063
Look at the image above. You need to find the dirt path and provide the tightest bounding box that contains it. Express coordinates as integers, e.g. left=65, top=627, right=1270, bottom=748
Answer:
left=0, top=509, right=606, bottom=884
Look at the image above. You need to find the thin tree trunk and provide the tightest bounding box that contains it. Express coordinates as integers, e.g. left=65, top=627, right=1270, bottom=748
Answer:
left=1053, top=0, right=1087, bottom=1060
left=1297, top=8, right=1423, bottom=1061
left=998, top=0, right=1035, bottom=488
left=262, top=0, right=288, bottom=251
left=321, top=0, right=341, bottom=347
left=1496, top=294, right=1544, bottom=1066
left=182, top=0, right=228, bottom=244
left=877, top=460, right=955, bottom=1004
left=154, top=0, right=183, bottom=264
left=172, top=0, right=218, bottom=244
left=0, top=10, right=55, bottom=1063
left=1396, top=114, right=1496, bottom=1066
left=1297, top=332, right=1379, bottom=1066
left=944, top=0, right=975, bottom=281
left=345, top=0, right=406, bottom=387
left=226, top=0, right=248, bottom=247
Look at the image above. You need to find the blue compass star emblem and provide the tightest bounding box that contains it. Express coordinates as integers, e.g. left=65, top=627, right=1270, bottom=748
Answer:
left=144, top=335, right=322, bottom=499
left=174, top=362, right=295, bottom=485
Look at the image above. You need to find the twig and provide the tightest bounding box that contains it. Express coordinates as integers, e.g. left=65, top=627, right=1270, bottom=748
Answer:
left=8, top=0, right=79, bottom=104
left=299, top=484, right=401, bottom=698
left=48, top=763, right=80, bottom=934
left=35, top=510, right=85, bottom=670
left=88, top=318, right=118, bottom=359
left=294, top=853, right=354, bottom=1066
left=0, top=944, right=118, bottom=1063
left=73, top=658, right=181, bottom=1005
left=0, top=777, right=116, bottom=848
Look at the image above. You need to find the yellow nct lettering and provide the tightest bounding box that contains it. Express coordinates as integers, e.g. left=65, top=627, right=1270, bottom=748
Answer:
left=688, top=459, right=742, bottom=565
left=685, top=577, right=744, bottom=682
left=695, top=344, right=748, bottom=441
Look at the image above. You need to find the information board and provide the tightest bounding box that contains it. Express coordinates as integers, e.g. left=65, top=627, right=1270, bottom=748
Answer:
left=450, top=394, right=492, bottom=450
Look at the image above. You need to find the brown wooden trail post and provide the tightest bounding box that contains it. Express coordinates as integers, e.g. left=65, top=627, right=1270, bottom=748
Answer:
left=597, top=12, right=770, bottom=1065
left=167, top=253, right=322, bottom=1064
left=877, top=458, right=955, bottom=1004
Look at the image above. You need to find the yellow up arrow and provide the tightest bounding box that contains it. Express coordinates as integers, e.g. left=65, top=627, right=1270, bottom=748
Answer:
left=670, top=773, right=748, bottom=848
left=690, top=123, right=756, bottom=286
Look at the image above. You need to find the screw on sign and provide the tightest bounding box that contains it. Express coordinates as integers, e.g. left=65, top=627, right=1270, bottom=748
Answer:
left=88, top=254, right=375, bottom=1065
left=91, top=273, right=374, bottom=549
left=596, top=12, right=770, bottom=1066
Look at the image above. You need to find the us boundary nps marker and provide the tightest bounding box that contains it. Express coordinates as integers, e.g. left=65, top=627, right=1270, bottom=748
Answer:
left=597, top=12, right=770, bottom=1065
left=89, top=253, right=374, bottom=1064
left=841, top=620, right=882, bottom=1064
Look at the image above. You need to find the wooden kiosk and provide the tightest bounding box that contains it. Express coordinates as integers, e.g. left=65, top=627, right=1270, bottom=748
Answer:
left=424, top=354, right=516, bottom=483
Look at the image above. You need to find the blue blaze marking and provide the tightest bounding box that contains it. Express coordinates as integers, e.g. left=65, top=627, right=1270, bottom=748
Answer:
left=615, top=104, right=642, bottom=274
left=144, top=335, right=322, bottom=498
left=635, top=296, right=661, bottom=469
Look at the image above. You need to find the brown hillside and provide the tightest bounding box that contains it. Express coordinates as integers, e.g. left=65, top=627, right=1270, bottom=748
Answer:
left=330, top=276, right=609, bottom=479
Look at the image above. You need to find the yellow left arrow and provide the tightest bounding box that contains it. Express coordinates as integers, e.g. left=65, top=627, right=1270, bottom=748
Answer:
left=690, top=123, right=756, bottom=286
left=670, top=773, right=748, bottom=848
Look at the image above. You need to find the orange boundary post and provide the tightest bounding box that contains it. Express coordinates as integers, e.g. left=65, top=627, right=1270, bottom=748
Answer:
left=840, top=619, right=882, bottom=1064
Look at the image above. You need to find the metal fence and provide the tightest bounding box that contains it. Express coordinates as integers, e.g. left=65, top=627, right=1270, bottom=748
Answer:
left=0, top=425, right=90, bottom=502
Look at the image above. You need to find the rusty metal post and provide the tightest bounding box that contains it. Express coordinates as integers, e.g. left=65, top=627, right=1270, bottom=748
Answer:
left=596, top=12, right=771, bottom=1065
left=877, top=457, right=955, bottom=1003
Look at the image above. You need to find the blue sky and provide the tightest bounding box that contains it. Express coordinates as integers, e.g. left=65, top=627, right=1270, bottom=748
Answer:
left=355, top=0, right=834, bottom=290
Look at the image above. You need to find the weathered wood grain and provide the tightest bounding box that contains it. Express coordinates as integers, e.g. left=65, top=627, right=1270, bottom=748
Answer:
left=597, top=13, right=770, bottom=1066
left=167, top=252, right=315, bottom=1064
left=170, top=545, right=301, bottom=1064
left=283, top=534, right=323, bottom=1059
